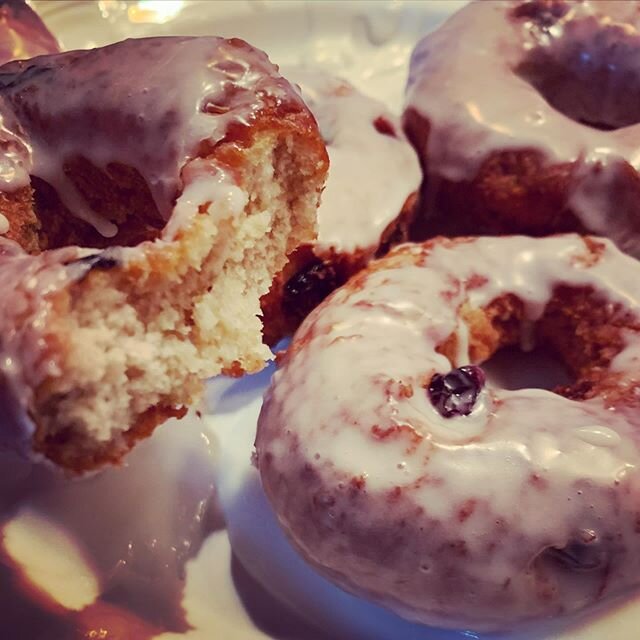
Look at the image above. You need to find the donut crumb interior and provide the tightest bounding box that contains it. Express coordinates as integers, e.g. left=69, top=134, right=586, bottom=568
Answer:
left=29, top=132, right=320, bottom=472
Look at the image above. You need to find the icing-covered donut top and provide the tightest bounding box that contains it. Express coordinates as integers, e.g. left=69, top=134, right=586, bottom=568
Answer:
left=264, top=233, right=640, bottom=497
left=285, top=67, right=420, bottom=255
left=405, top=0, right=640, bottom=255
left=0, top=36, right=306, bottom=238
left=258, top=234, right=640, bottom=628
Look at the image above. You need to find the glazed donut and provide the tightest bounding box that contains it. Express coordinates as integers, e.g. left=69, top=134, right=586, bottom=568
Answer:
left=261, top=67, right=420, bottom=344
left=0, top=0, right=59, bottom=63
left=403, top=0, right=640, bottom=256
left=0, top=36, right=327, bottom=473
left=256, top=234, right=640, bottom=631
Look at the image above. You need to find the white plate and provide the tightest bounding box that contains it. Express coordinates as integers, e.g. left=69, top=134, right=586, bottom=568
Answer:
left=1, top=1, right=638, bottom=638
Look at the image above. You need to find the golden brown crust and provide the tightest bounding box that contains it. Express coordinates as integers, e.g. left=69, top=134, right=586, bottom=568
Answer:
left=403, top=108, right=598, bottom=239
left=32, top=401, right=188, bottom=474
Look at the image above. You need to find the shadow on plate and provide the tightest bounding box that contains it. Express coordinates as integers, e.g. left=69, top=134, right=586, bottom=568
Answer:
left=0, top=414, right=222, bottom=636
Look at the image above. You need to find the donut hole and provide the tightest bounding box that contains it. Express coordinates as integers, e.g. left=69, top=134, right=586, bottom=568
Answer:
left=481, top=345, right=571, bottom=392
left=515, top=20, right=640, bottom=131
left=446, top=285, right=635, bottom=401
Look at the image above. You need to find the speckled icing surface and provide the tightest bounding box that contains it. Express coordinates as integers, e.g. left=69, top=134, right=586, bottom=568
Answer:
left=404, top=0, right=640, bottom=256
left=256, top=234, right=640, bottom=631
left=0, top=35, right=301, bottom=236
left=285, top=66, right=420, bottom=255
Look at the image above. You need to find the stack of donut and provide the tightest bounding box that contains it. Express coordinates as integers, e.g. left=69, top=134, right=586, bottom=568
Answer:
left=256, top=0, right=640, bottom=633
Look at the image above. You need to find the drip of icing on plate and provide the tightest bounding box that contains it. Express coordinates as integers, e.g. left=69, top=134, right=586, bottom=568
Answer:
left=0, top=414, right=220, bottom=636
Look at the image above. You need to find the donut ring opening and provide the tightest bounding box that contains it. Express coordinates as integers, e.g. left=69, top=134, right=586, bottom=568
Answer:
left=478, top=344, right=571, bottom=392
left=437, top=283, right=636, bottom=411
left=513, top=2, right=640, bottom=131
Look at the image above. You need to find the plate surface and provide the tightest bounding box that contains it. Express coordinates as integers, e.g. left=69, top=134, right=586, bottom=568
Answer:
left=2, top=1, right=638, bottom=638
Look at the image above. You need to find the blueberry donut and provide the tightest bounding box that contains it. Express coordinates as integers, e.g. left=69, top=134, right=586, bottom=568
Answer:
left=261, top=67, right=421, bottom=344
left=0, top=36, right=327, bottom=472
left=403, top=0, right=640, bottom=256
left=256, top=234, right=640, bottom=631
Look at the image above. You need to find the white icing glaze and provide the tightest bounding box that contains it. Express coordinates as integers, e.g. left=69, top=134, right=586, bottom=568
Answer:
left=218, top=366, right=640, bottom=640
left=162, top=159, right=248, bottom=241
left=257, top=234, right=640, bottom=631
left=0, top=36, right=299, bottom=237
left=284, top=66, right=420, bottom=255
left=405, top=0, right=640, bottom=256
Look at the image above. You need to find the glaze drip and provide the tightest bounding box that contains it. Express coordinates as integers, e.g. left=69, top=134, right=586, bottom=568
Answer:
left=283, top=66, right=420, bottom=255
left=0, top=36, right=297, bottom=237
